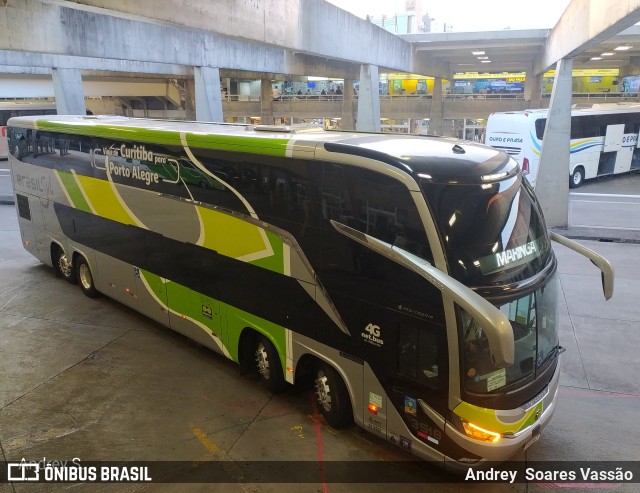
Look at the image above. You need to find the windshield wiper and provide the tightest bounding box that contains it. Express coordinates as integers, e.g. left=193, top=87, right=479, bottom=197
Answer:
left=537, top=345, right=565, bottom=368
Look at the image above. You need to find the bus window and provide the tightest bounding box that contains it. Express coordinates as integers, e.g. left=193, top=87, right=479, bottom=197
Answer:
left=323, top=163, right=432, bottom=262
left=397, top=324, right=443, bottom=390
left=534, top=118, right=546, bottom=140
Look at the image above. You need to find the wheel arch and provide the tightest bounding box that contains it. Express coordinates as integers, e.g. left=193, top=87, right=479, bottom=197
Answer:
left=237, top=326, right=287, bottom=377
left=294, top=351, right=356, bottom=410
left=49, top=240, right=65, bottom=264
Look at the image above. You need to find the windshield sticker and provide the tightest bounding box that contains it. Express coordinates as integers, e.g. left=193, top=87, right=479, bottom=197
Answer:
left=404, top=397, right=417, bottom=415
left=486, top=368, right=507, bottom=392
left=477, top=237, right=544, bottom=274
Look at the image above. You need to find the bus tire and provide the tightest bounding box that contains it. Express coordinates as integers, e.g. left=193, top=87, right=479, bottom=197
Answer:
left=76, top=256, right=99, bottom=298
left=314, top=363, right=354, bottom=429
left=255, top=335, right=286, bottom=393
left=570, top=167, right=584, bottom=188
left=53, top=246, right=77, bottom=284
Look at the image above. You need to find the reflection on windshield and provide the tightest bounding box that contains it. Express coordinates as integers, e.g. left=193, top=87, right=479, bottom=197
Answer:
left=459, top=273, right=559, bottom=394
left=422, top=174, right=550, bottom=285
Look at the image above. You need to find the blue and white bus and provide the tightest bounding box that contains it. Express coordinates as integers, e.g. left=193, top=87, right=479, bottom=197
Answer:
left=486, top=105, right=640, bottom=188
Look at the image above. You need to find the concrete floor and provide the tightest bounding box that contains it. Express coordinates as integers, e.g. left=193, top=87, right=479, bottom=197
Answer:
left=1, top=184, right=640, bottom=492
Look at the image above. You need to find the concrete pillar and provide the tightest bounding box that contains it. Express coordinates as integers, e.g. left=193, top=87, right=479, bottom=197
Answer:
left=620, top=56, right=640, bottom=78
left=51, top=68, right=85, bottom=115
left=536, top=58, right=572, bottom=228
left=341, top=79, right=355, bottom=130
left=194, top=66, right=223, bottom=122
left=525, top=66, right=542, bottom=108
left=429, top=77, right=443, bottom=136
left=356, top=64, right=380, bottom=132
left=260, top=78, right=273, bottom=125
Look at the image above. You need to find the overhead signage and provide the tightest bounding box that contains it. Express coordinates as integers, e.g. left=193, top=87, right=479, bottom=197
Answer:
left=544, top=68, right=619, bottom=77
left=453, top=72, right=526, bottom=80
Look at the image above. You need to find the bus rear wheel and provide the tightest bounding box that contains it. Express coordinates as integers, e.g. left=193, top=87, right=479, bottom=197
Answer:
left=570, top=167, right=584, bottom=188
left=314, top=363, right=353, bottom=429
left=255, top=336, right=286, bottom=393
left=76, top=256, right=99, bottom=298
left=53, top=247, right=77, bottom=284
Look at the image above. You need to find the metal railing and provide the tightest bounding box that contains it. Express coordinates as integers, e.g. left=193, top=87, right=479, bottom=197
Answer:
left=271, top=94, right=345, bottom=102
left=544, top=92, right=639, bottom=101
left=220, top=92, right=640, bottom=103
left=444, top=93, right=525, bottom=101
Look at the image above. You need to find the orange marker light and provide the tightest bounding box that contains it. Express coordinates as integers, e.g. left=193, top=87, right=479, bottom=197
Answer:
left=462, top=421, right=502, bottom=443
left=368, top=403, right=379, bottom=414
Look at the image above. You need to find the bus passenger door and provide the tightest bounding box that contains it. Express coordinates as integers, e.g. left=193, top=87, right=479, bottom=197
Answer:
left=600, top=124, right=626, bottom=175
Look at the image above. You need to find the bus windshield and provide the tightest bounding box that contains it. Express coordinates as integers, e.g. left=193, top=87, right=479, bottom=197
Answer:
left=421, top=174, right=551, bottom=286
left=457, top=273, right=560, bottom=393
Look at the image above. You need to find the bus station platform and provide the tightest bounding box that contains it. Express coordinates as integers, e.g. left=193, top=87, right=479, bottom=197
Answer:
left=0, top=175, right=639, bottom=492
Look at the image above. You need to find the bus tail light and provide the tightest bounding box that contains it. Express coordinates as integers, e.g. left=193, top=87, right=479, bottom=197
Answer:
left=462, top=421, right=502, bottom=443
left=522, top=157, right=530, bottom=175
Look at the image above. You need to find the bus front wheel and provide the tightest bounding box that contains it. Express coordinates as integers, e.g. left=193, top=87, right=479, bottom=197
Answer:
left=314, top=363, right=354, bottom=429
left=76, top=256, right=99, bottom=298
left=255, top=336, right=286, bottom=393
left=53, top=247, right=77, bottom=284
left=570, top=167, right=584, bottom=188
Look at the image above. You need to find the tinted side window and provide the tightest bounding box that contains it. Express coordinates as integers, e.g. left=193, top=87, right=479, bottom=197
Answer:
left=535, top=118, right=546, bottom=140
left=322, top=163, right=432, bottom=261
left=11, top=131, right=94, bottom=175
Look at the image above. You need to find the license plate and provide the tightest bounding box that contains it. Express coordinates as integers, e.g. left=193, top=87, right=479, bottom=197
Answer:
left=524, top=425, right=541, bottom=451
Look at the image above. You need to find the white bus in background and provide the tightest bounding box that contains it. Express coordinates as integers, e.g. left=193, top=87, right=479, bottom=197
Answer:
left=486, top=105, right=640, bottom=188
left=0, top=126, right=8, bottom=159
left=0, top=100, right=57, bottom=159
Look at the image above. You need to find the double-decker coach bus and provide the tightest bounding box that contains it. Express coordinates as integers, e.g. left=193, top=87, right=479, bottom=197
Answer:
left=486, top=105, right=640, bottom=188
left=7, top=115, right=614, bottom=470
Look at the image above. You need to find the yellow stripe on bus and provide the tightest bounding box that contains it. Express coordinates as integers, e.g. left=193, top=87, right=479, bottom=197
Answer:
left=197, top=206, right=273, bottom=261
left=74, top=175, right=138, bottom=226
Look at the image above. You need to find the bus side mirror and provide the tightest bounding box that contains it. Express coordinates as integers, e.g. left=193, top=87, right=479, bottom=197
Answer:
left=330, top=220, right=515, bottom=368
left=549, top=231, right=614, bottom=300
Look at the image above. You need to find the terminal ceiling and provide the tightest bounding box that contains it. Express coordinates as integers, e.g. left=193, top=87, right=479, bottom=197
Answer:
left=404, top=26, right=640, bottom=77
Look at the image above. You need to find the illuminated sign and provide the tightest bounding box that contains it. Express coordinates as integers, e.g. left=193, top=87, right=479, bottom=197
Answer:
left=453, top=72, right=526, bottom=80
left=544, top=68, right=619, bottom=77
left=478, top=238, right=544, bottom=274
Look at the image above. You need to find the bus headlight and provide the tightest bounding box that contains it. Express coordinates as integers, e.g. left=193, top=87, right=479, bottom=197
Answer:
left=461, top=421, right=502, bottom=443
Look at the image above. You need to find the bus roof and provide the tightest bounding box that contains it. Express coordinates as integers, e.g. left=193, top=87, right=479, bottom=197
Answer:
left=8, top=114, right=515, bottom=183
left=490, top=103, right=640, bottom=120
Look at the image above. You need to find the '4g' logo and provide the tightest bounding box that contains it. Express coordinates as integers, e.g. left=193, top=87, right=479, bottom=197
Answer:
left=362, top=323, right=384, bottom=347
left=365, top=323, right=380, bottom=337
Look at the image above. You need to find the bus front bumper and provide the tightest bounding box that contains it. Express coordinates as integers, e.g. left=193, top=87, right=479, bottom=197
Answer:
left=445, top=360, right=561, bottom=468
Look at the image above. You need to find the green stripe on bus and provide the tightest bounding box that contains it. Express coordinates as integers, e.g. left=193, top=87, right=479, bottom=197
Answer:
left=140, top=269, right=287, bottom=372
left=249, top=230, right=284, bottom=273
left=56, top=171, right=91, bottom=212
left=184, top=134, right=289, bottom=157
left=36, top=120, right=291, bottom=157
left=224, top=304, right=287, bottom=369
left=36, top=120, right=184, bottom=146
